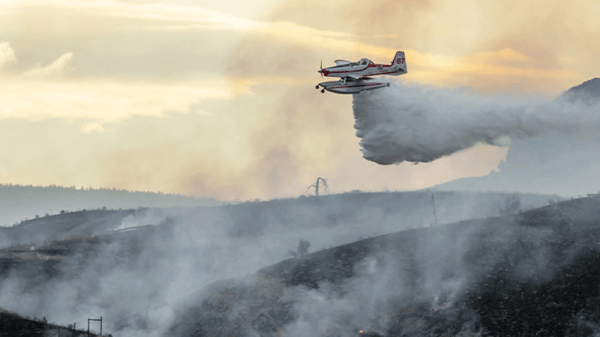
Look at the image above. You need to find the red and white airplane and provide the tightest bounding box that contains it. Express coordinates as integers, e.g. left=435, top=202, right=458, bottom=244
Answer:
left=316, top=51, right=407, bottom=94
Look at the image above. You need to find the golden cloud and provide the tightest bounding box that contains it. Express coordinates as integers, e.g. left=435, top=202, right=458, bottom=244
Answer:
left=22, top=52, right=73, bottom=79
left=0, top=77, right=230, bottom=128
left=0, top=41, right=17, bottom=70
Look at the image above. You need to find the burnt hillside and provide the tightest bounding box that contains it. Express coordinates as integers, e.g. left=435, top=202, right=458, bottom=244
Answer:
left=0, top=191, right=557, bottom=249
left=0, top=191, right=567, bottom=336
left=169, top=196, right=600, bottom=337
left=0, top=309, right=102, bottom=337
left=0, top=209, right=137, bottom=248
left=0, top=184, right=220, bottom=227
left=214, top=191, right=558, bottom=238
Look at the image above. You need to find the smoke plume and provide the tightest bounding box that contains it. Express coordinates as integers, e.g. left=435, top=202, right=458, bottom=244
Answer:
left=353, top=81, right=600, bottom=165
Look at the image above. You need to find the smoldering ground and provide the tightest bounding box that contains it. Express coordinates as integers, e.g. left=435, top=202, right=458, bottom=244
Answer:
left=353, top=81, right=600, bottom=165
left=233, top=200, right=600, bottom=337
left=173, top=202, right=595, bottom=337
left=0, top=192, right=555, bottom=336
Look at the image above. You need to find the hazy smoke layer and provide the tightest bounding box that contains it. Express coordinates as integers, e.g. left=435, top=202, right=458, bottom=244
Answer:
left=353, top=82, right=600, bottom=165
left=0, top=192, right=555, bottom=336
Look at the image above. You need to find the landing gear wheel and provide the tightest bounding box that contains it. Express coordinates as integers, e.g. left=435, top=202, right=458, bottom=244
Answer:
left=321, top=89, right=325, bottom=93
left=315, top=85, right=320, bottom=89
left=386, top=82, right=390, bottom=87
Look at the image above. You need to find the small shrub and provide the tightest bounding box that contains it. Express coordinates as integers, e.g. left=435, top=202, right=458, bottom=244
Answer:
left=288, top=239, right=311, bottom=258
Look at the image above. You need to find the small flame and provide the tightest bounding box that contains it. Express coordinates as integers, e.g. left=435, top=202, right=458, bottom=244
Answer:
left=358, top=330, right=364, bottom=334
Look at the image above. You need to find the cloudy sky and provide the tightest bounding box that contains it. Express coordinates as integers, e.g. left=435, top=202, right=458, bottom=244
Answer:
left=0, top=0, right=598, bottom=200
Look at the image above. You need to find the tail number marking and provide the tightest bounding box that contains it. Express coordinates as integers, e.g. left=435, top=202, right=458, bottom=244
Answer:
left=397, top=58, right=405, bottom=64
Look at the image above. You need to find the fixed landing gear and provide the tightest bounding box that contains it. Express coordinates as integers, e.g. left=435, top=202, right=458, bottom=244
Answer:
left=321, top=89, right=325, bottom=93
left=315, top=85, right=320, bottom=89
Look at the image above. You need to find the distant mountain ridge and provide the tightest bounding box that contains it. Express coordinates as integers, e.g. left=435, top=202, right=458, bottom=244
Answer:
left=559, top=77, right=600, bottom=105
left=0, top=184, right=221, bottom=227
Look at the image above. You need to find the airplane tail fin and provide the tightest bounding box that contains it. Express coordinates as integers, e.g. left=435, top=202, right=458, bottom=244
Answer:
left=392, top=51, right=407, bottom=73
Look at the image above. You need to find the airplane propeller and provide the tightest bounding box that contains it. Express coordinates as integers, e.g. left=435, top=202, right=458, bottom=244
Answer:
left=320, top=60, right=323, bottom=78
left=316, top=60, right=322, bottom=90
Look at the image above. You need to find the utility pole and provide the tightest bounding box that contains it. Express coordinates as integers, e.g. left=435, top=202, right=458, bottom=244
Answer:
left=431, top=193, right=438, bottom=226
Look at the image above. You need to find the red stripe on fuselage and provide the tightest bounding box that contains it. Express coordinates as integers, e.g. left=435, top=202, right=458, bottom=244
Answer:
left=368, top=63, right=392, bottom=68
left=325, top=65, right=368, bottom=74
left=373, top=70, right=402, bottom=75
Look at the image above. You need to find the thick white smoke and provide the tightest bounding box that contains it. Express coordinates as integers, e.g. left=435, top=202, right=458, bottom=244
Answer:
left=353, top=81, right=600, bottom=165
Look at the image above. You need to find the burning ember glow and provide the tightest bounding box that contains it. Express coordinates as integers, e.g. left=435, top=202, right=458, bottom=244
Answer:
left=358, top=330, right=364, bottom=333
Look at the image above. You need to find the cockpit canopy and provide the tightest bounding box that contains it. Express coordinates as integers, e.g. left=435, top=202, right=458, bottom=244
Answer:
left=358, top=58, right=373, bottom=66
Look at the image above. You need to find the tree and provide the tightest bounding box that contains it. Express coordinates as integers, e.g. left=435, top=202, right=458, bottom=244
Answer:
left=305, top=177, right=328, bottom=197
left=288, top=239, right=311, bottom=258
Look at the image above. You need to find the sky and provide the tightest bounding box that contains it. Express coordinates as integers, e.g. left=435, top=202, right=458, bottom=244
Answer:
left=1, top=0, right=599, bottom=201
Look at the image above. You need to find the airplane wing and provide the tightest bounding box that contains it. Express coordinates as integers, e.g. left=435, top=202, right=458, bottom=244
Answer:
left=335, top=60, right=351, bottom=65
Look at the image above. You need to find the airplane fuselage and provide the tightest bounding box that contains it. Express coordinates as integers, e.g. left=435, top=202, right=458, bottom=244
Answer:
left=318, top=58, right=406, bottom=79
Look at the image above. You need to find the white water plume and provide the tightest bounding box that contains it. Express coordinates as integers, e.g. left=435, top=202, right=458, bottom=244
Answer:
left=352, top=81, right=600, bottom=165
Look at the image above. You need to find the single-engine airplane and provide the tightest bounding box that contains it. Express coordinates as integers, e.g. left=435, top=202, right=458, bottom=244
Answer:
left=316, top=51, right=407, bottom=94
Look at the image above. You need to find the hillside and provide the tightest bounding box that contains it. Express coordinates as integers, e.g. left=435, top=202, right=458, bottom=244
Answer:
left=0, top=309, right=103, bottom=337
left=0, top=184, right=221, bottom=227
left=0, top=209, right=138, bottom=248
left=0, top=191, right=568, bottom=336
left=560, top=77, right=600, bottom=105
left=0, top=190, right=559, bottom=249
left=168, top=196, right=600, bottom=336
